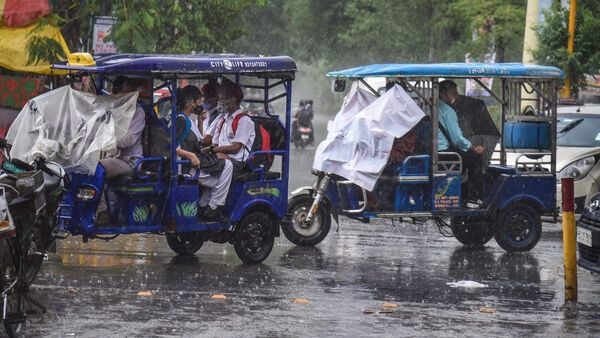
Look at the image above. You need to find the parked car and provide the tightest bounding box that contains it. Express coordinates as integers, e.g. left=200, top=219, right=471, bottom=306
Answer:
left=556, top=104, right=600, bottom=214
left=576, top=192, right=600, bottom=272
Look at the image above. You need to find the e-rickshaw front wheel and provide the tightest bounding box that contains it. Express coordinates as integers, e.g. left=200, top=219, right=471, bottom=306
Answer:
left=281, top=194, right=331, bottom=246
left=450, top=216, right=493, bottom=247
left=166, top=231, right=205, bottom=256
left=233, top=211, right=275, bottom=264
left=494, top=203, right=542, bottom=252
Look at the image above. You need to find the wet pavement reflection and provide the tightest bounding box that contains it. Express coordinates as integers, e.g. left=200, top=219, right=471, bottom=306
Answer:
left=24, top=219, right=600, bottom=337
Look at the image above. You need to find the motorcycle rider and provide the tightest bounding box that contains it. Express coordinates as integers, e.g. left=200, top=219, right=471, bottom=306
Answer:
left=291, top=99, right=315, bottom=146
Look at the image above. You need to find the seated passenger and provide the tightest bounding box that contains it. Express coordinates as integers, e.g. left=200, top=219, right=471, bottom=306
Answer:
left=200, top=79, right=223, bottom=146
left=204, top=78, right=255, bottom=176
left=175, top=85, right=233, bottom=222
left=96, top=77, right=146, bottom=225
left=438, top=80, right=486, bottom=209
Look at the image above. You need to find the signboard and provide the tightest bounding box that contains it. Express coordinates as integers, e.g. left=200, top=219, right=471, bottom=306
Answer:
left=92, top=16, right=117, bottom=54
left=432, top=175, right=461, bottom=210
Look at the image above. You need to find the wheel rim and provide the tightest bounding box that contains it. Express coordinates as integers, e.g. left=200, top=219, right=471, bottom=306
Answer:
left=503, top=210, right=534, bottom=245
left=240, top=222, right=270, bottom=254
left=291, top=204, right=321, bottom=237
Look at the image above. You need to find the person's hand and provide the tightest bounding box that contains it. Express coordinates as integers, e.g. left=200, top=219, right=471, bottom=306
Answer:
left=474, top=145, right=485, bottom=155
left=201, top=146, right=212, bottom=153
left=191, top=155, right=200, bottom=168
left=216, top=152, right=230, bottom=160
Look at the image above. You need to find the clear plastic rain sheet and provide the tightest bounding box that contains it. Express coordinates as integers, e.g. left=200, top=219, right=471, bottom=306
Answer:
left=6, top=86, right=138, bottom=175
left=313, top=84, right=426, bottom=191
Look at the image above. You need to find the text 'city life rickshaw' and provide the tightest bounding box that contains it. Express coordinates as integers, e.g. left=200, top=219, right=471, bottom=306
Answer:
left=281, top=63, right=564, bottom=252
left=7, top=53, right=297, bottom=263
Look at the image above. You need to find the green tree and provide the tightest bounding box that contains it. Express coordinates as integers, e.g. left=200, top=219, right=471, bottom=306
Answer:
left=229, top=0, right=288, bottom=55
left=449, top=0, right=525, bottom=63
left=108, top=1, right=256, bottom=53
left=533, top=0, right=600, bottom=95
left=44, top=1, right=259, bottom=55
left=338, top=0, right=453, bottom=64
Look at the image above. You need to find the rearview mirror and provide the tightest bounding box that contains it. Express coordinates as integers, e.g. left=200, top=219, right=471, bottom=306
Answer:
left=332, top=78, right=346, bottom=92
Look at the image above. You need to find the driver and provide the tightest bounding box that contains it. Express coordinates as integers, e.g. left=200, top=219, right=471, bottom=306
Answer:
left=438, top=80, right=486, bottom=209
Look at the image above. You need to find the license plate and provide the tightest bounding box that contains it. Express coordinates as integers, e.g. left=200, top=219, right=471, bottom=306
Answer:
left=577, top=226, right=593, bottom=247
left=301, top=134, right=309, bottom=140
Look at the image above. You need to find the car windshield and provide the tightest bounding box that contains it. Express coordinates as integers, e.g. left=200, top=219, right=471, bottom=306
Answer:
left=557, top=113, right=600, bottom=147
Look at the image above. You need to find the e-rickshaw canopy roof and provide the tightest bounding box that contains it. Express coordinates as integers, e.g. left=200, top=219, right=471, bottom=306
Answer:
left=327, top=63, right=565, bottom=79
left=52, top=53, right=297, bottom=78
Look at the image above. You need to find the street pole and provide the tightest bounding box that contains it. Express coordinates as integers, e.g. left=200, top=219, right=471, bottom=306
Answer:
left=561, top=177, right=577, bottom=302
left=561, top=0, right=577, bottom=99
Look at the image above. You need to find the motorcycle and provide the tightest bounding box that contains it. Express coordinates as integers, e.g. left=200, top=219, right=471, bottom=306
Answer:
left=0, top=139, right=65, bottom=337
left=291, top=116, right=314, bottom=149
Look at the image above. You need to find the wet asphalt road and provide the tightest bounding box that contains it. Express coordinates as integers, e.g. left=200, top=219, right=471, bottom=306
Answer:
left=17, top=112, right=600, bottom=337
left=23, top=217, right=600, bottom=337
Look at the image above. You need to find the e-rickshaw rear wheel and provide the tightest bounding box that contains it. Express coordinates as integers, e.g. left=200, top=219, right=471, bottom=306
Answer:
left=166, top=231, right=204, bottom=256
left=494, top=203, right=541, bottom=252
left=450, top=216, right=493, bottom=247
left=281, top=194, right=331, bottom=246
left=234, top=211, right=275, bottom=264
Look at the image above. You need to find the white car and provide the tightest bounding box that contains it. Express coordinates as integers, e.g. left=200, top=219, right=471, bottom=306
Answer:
left=494, top=104, right=600, bottom=215
left=555, top=104, right=600, bottom=214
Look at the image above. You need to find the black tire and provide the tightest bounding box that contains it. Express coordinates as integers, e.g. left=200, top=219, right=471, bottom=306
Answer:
left=1, top=240, right=26, bottom=338
left=12, top=213, right=44, bottom=286
left=21, top=232, right=44, bottom=286
left=451, top=216, right=493, bottom=247
left=281, top=194, right=331, bottom=246
left=234, top=211, right=275, bottom=264
left=3, top=283, right=26, bottom=338
left=166, top=232, right=204, bottom=256
left=494, top=203, right=542, bottom=252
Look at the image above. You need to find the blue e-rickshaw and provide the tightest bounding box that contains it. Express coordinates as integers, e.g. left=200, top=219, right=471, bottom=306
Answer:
left=282, top=63, right=564, bottom=252
left=9, top=53, right=296, bottom=264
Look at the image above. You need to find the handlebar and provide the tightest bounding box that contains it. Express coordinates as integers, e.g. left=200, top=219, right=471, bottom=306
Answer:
left=0, top=138, right=62, bottom=178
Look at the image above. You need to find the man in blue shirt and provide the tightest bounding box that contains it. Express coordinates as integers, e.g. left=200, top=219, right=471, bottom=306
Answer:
left=438, top=80, right=486, bottom=208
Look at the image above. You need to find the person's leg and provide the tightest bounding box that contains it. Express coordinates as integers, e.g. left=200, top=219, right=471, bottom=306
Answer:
left=208, top=159, right=233, bottom=209
left=462, top=151, right=485, bottom=201
left=196, top=160, right=233, bottom=220
left=97, top=157, right=135, bottom=213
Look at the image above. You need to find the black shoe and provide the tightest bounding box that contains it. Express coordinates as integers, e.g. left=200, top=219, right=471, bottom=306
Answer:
left=198, top=205, right=208, bottom=219
left=204, top=206, right=225, bottom=222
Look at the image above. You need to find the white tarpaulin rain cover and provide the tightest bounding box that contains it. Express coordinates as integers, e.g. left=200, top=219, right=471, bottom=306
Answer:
left=313, top=84, right=426, bottom=191
left=6, top=86, right=138, bottom=174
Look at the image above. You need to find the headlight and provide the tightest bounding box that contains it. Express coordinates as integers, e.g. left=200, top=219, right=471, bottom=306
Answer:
left=558, top=155, right=597, bottom=182
left=76, top=187, right=97, bottom=201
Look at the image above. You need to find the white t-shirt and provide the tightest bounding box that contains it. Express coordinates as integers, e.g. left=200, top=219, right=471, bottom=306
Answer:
left=215, top=108, right=255, bottom=162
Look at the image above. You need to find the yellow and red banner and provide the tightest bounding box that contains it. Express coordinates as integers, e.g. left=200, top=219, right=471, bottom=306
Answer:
left=0, top=0, right=51, bottom=28
left=0, top=0, right=70, bottom=75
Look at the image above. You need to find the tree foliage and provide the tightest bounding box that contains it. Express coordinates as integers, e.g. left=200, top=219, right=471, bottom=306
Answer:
left=450, top=0, right=525, bottom=63
left=106, top=1, right=254, bottom=53
left=533, top=0, right=600, bottom=94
